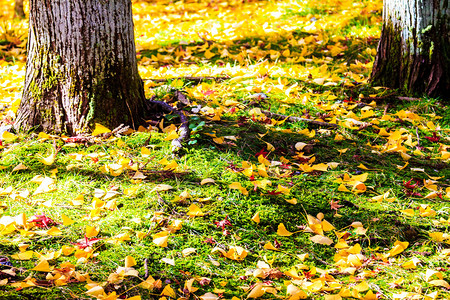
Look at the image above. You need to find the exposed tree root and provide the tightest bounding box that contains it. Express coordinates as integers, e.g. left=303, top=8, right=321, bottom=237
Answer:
left=261, top=110, right=339, bottom=128
left=143, top=76, right=230, bottom=84
left=146, top=95, right=190, bottom=152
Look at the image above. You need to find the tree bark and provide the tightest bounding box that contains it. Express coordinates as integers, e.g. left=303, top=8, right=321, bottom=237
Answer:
left=15, top=0, right=147, bottom=134
left=370, top=0, right=449, bottom=98
left=14, top=0, right=25, bottom=19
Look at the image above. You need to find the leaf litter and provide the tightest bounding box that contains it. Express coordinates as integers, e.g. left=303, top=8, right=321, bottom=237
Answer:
left=1, top=0, right=450, bottom=299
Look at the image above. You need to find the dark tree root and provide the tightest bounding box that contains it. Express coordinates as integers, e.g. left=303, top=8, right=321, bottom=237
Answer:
left=261, top=110, right=339, bottom=128
left=143, top=76, right=230, bottom=84
left=145, top=95, right=190, bottom=152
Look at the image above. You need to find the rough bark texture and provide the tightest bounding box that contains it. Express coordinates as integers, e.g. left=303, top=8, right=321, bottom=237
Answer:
left=15, top=0, right=147, bottom=134
left=370, top=0, right=449, bottom=98
left=14, top=0, right=25, bottom=19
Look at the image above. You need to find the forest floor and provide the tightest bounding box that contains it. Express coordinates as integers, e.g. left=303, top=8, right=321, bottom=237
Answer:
left=1, top=0, right=450, bottom=299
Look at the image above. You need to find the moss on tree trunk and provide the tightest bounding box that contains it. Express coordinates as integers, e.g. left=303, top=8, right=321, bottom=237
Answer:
left=370, top=0, right=449, bottom=98
left=15, top=0, right=147, bottom=134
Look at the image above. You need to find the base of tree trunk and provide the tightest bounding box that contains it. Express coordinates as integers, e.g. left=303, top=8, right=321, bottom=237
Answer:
left=370, top=1, right=449, bottom=98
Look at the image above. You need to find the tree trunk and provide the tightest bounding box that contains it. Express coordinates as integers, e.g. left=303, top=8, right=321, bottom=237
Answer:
left=14, top=0, right=25, bottom=19
left=370, top=0, right=449, bottom=98
left=15, top=0, right=147, bottom=134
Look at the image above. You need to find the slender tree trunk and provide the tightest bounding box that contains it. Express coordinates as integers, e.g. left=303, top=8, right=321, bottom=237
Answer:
left=370, top=0, right=449, bottom=97
left=14, top=0, right=25, bottom=19
left=15, top=0, right=147, bottom=134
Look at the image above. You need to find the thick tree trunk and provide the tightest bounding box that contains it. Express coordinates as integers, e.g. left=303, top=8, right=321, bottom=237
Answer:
left=15, top=0, right=147, bottom=134
left=370, top=0, right=449, bottom=98
left=14, top=0, right=25, bottom=19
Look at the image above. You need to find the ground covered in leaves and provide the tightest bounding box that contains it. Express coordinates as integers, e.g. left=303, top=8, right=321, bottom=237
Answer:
left=1, top=0, right=450, bottom=299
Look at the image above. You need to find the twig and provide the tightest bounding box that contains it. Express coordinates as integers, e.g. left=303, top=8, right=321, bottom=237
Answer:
left=144, top=258, right=149, bottom=278
left=397, top=96, right=421, bottom=101
left=359, top=92, right=397, bottom=102
left=261, top=110, right=339, bottom=128
left=143, top=76, right=230, bottom=83
left=416, top=127, right=421, bottom=148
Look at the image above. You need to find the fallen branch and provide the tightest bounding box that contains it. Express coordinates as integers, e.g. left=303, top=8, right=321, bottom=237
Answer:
left=261, top=110, right=339, bottom=128
left=146, top=96, right=190, bottom=152
left=143, top=76, right=230, bottom=83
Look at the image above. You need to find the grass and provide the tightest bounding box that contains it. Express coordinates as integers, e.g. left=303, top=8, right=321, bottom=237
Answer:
left=1, top=0, right=450, bottom=299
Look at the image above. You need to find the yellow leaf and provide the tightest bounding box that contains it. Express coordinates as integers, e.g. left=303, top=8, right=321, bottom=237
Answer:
left=247, top=282, right=265, bottom=298
left=286, top=198, right=298, bottom=204
left=161, top=284, right=176, bottom=297
left=277, top=223, right=294, bottom=236
left=200, top=292, right=219, bottom=300
left=402, top=257, right=420, bottom=269
left=429, top=280, right=450, bottom=288
left=334, top=134, right=345, bottom=141
left=92, top=123, right=111, bottom=136
left=354, top=280, right=369, bottom=292
left=125, top=256, right=136, bottom=268
left=32, top=260, right=51, bottom=272
left=2, top=131, right=17, bottom=142
left=12, top=163, right=28, bottom=172
left=229, top=182, right=248, bottom=196
left=358, top=163, right=369, bottom=170
left=338, top=184, right=350, bottom=192
left=310, top=235, right=333, bottom=245
left=86, top=225, right=99, bottom=238
left=386, top=240, right=408, bottom=257
left=11, top=250, right=34, bottom=260
left=338, top=148, right=348, bottom=154
left=263, top=242, right=279, bottom=251
left=164, top=130, right=179, bottom=141
left=429, top=232, right=444, bottom=242
left=46, top=227, right=62, bottom=236
left=251, top=212, right=260, bottom=224
left=153, top=234, right=169, bottom=247
left=141, top=147, right=151, bottom=157
left=151, top=184, right=173, bottom=192
left=86, top=285, right=106, bottom=298
left=201, top=178, right=215, bottom=185
left=397, top=162, right=409, bottom=170
left=40, top=153, right=56, bottom=165
left=400, top=209, right=415, bottom=217
left=187, top=204, right=206, bottom=217
left=182, top=248, right=197, bottom=257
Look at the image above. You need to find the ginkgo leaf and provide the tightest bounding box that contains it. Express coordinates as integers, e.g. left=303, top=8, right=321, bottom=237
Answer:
left=151, top=184, right=173, bottom=192
left=200, top=292, right=219, bottom=300
left=187, top=204, right=206, bottom=217
left=12, top=163, right=28, bottom=172
left=201, top=178, right=215, bottom=185
left=247, top=282, right=265, bottom=298
left=229, top=182, right=248, bottom=196
left=40, top=152, right=56, bottom=165
left=164, top=130, right=179, bottom=141
left=125, top=256, right=136, bottom=268
left=32, top=259, right=51, bottom=272
left=2, top=130, right=17, bottom=143
left=86, top=225, right=99, bottom=238
left=92, top=123, right=111, bottom=136
left=310, top=235, right=333, bottom=245
left=160, top=284, right=176, bottom=297
left=251, top=212, right=260, bottom=224
left=386, top=240, right=409, bottom=257
left=141, top=146, right=151, bottom=157
left=263, top=242, right=279, bottom=251
left=277, top=223, right=294, bottom=236
left=182, top=248, right=197, bottom=257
